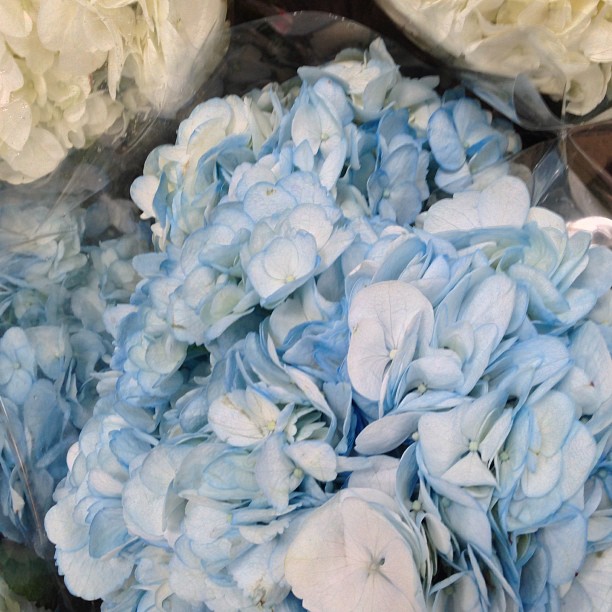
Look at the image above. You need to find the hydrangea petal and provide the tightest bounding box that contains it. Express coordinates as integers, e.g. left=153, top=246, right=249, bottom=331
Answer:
left=540, top=513, right=587, bottom=586
left=561, top=547, right=612, bottom=609
left=428, top=109, right=465, bottom=171
left=56, top=545, right=133, bottom=601
left=285, top=488, right=426, bottom=612
left=347, top=281, right=433, bottom=401
left=284, top=440, right=337, bottom=482
left=355, top=412, right=421, bottom=455
left=255, top=434, right=301, bottom=511
left=209, top=389, right=280, bottom=447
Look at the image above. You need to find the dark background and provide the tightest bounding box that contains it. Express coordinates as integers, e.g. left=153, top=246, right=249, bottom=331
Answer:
left=231, top=0, right=401, bottom=35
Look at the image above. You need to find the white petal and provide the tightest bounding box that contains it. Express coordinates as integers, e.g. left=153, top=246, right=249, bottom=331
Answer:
left=209, top=389, right=279, bottom=447
left=255, top=434, right=300, bottom=511
left=541, top=514, right=587, bottom=586
left=418, top=409, right=466, bottom=477
left=56, top=544, right=133, bottom=600
left=355, top=412, right=421, bottom=455
left=441, top=452, right=497, bottom=488
left=348, top=281, right=433, bottom=400
left=562, top=547, right=612, bottom=610
left=477, top=176, right=530, bottom=228
left=284, top=440, right=337, bottom=482
left=285, top=489, right=426, bottom=612
left=422, top=191, right=480, bottom=233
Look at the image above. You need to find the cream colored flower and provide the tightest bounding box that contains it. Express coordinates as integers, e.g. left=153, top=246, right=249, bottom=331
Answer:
left=125, top=0, right=227, bottom=114
left=0, top=0, right=227, bottom=184
left=376, top=0, right=612, bottom=115
left=0, top=0, right=32, bottom=39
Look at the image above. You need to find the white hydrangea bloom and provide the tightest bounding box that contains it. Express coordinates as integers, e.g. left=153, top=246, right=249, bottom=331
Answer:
left=376, top=0, right=612, bottom=115
left=0, top=0, right=227, bottom=184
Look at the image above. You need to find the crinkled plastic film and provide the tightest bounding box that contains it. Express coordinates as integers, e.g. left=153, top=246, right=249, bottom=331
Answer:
left=0, top=10, right=610, bottom=610
left=179, top=11, right=439, bottom=109
left=0, top=4, right=230, bottom=609
left=0, top=149, right=158, bottom=612
left=507, top=122, right=612, bottom=242
left=374, top=0, right=612, bottom=131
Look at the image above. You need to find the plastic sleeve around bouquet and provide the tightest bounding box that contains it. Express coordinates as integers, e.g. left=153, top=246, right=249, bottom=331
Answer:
left=177, top=10, right=440, bottom=105
left=35, top=11, right=612, bottom=612
left=516, top=121, right=612, bottom=229
left=0, top=0, right=229, bottom=186
left=0, top=158, right=157, bottom=532
left=0, top=1, right=231, bottom=568
left=0, top=173, right=158, bottom=612
left=374, top=0, right=612, bottom=131
left=0, top=0, right=229, bottom=592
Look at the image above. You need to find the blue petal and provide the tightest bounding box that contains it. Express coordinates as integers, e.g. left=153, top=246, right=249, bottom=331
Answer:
left=428, top=109, right=466, bottom=171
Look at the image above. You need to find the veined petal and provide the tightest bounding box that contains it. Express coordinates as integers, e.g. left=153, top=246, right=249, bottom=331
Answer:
left=209, top=389, right=280, bottom=447
left=285, top=489, right=426, bottom=612
left=347, top=281, right=434, bottom=401
left=284, top=440, right=337, bottom=482
left=428, top=109, right=465, bottom=171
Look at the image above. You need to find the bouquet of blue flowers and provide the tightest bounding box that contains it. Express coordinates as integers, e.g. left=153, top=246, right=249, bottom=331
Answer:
left=0, top=173, right=151, bottom=560
left=1, top=12, right=609, bottom=611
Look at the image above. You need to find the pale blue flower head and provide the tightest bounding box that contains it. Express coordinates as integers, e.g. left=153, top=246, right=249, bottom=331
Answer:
left=283, top=78, right=351, bottom=190
left=496, top=390, right=597, bottom=533
left=131, top=93, right=280, bottom=249
left=298, top=38, right=400, bottom=121
left=0, top=198, right=86, bottom=293
left=160, top=386, right=337, bottom=610
left=366, top=110, right=430, bottom=225
left=515, top=509, right=593, bottom=610
left=417, top=388, right=513, bottom=495
left=44, top=408, right=155, bottom=600
left=0, top=328, right=36, bottom=405
left=235, top=171, right=353, bottom=308
left=38, top=32, right=612, bottom=612
left=500, top=209, right=609, bottom=334
left=0, top=188, right=150, bottom=556
left=427, top=95, right=520, bottom=193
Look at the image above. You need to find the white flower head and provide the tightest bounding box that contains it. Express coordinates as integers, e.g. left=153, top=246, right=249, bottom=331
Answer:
left=376, top=0, right=612, bottom=115
left=0, top=0, right=228, bottom=184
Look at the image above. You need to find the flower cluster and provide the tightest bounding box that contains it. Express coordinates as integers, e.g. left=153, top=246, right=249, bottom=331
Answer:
left=0, top=0, right=227, bottom=185
left=0, top=185, right=150, bottom=556
left=44, top=39, right=612, bottom=610
left=376, top=0, right=612, bottom=116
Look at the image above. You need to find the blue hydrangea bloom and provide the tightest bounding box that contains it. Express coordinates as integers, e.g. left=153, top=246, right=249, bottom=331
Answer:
left=0, top=191, right=149, bottom=556
left=40, top=37, right=612, bottom=612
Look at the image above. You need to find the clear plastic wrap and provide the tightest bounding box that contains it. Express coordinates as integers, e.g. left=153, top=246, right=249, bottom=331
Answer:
left=504, top=121, right=612, bottom=241
left=374, top=0, right=612, bottom=130
left=0, top=0, right=229, bottom=186
left=0, top=10, right=610, bottom=610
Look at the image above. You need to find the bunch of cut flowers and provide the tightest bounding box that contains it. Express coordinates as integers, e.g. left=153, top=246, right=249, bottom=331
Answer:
left=0, top=0, right=227, bottom=185
left=375, top=0, right=612, bottom=119
left=2, top=32, right=610, bottom=610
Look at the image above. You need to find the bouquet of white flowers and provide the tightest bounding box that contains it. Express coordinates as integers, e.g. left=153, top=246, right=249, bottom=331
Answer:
left=0, top=0, right=227, bottom=185
left=375, top=0, right=612, bottom=122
